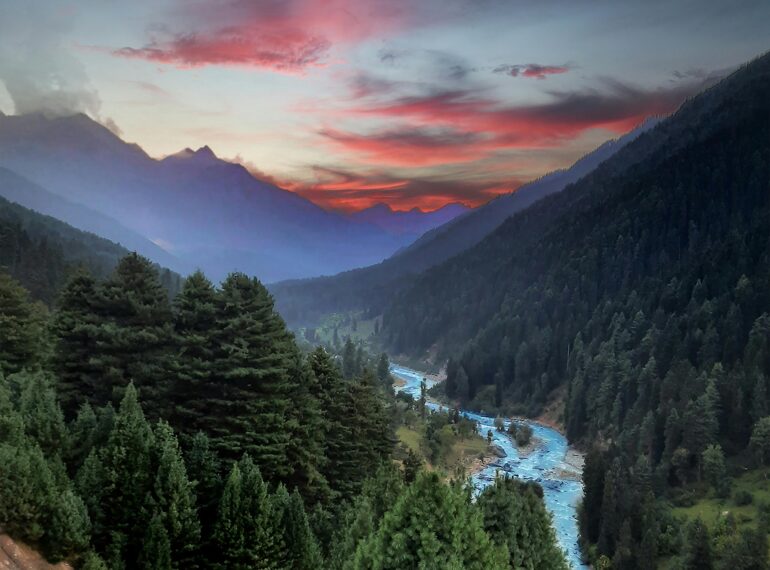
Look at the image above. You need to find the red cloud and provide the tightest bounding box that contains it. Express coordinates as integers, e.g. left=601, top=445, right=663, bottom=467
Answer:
left=319, top=127, right=493, bottom=167
left=115, top=30, right=330, bottom=72
left=349, top=80, right=704, bottom=147
left=112, top=0, right=418, bottom=72
left=494, top=63, right=570, bottom=79
left=274, top=166, right=515, bottom=212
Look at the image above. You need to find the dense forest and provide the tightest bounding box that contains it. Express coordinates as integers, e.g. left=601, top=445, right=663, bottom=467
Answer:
left=376, top=53, right=770, bottom=566
left=0, top=253, right=567, bottom=569
left=0, top=193, right=181, bottom=303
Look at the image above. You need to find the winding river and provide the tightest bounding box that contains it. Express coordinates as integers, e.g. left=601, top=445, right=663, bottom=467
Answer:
left=391, top=364, right=586, bottom=569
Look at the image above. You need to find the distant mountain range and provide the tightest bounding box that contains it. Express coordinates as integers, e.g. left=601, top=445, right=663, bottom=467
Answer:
left=349, top=203, right=469, bottom=237
left=270, top=118, right=659, bottom=325
left=0, top=112, right=466, bottom=282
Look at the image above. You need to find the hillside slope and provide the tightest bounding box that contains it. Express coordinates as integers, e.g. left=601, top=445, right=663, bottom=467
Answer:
left=0, top=113, right=415, bottom=282
left=0, top=167, right=187, bottom=273
left=271, top=120, right=657, bottom=326
left=382, top=52, right=770, bottom=410
left=0, top=192, right=181, bottom=303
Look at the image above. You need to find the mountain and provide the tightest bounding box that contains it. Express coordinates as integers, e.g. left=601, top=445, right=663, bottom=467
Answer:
left=379, top=52, right=770, bottom=567
left=0, top=185, right=181, bottom=303
left=0, top=166, right=188, bottom=274
left=0, top=114, right=417, bottom=282
left=349, top=203, right=469, bottom=237
left=270, top=119, right=658, bottom=326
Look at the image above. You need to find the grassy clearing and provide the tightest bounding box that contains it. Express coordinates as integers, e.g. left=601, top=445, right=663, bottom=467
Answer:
left=396, top=424, right=489, bottom=478
left=673, top=467, right=770, bottom=529
left=299, top=311, right=380, bottom=348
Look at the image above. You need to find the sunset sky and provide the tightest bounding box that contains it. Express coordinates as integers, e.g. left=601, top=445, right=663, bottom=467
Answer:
left=1, top=0, right=768, bottom=212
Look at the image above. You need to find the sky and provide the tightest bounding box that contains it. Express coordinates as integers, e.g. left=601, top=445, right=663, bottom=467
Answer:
left=0, top=1, right=768, bottom=212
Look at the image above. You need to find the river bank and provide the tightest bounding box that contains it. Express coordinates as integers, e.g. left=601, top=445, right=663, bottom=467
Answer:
left=390, top=363, right=587, bottom=569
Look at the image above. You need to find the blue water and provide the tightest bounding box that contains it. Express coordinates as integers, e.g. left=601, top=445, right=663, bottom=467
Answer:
left=391, top=364, right=586, bottom=569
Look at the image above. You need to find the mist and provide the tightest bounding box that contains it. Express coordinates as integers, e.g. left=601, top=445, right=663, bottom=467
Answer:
left=0, top=1, right=100, bottom=117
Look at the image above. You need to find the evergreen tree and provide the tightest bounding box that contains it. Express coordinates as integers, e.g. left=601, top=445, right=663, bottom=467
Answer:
left=703, top=444, right=730, bottom=497
left=80, top=552, right=108, bottom=570
left=170, top=270, right=217, bottom=435
left=353, top=472, right=508, bottom=569
left=93, top=383, right=154, bottom=559
left=309, top=347, right=358, bottom=501
left=52, top=270, right=102, bottom=416
left=283, top=349, right=329, bottom=504
left=403, top=448, right=422, bottom=483
left=213, top=455, right=283, bottom=570
left=141, top=514, right=172, bottom=570
left=88, top=254, right=174, bottom=417
left=377, top=353, right=390, bottom=384
left=184, top=431, right=222, bottom=540
left=46, top=489, right=92, bottom=562
left=327, top=498, right=375, bottom=569
left=750, top=417, right=770, bottom=466
left=684, top=518, right=713, bottom=569
left=210, top=273, right=292, bottom=480
left=18, top=370, right=67, bottom=457
left=478, top=476, right=569, bottom=570
left=0, top=272, right=46, bottom=375
left=272, top=486, right=323, bottom=570
left=67, top=402, right=98, bottom=473
left=342, top=338, right=357, bottom=379
left=148, top=421, right=201, bottom=569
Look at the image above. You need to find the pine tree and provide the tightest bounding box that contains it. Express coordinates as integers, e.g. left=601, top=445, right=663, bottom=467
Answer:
left=684, top=518, right=713, bottom=569
left=67, top=402, right=98, bottom=473
left=93, top=383, right=155, bottom=559
left=0, top=272, right=46, bottom=375
left=89, top=254, right=174, bottom=417
left=213, top=455, right=283, bottom=570
left=52, top=270, right=102, bottom=416
left=184, top=431, right=222, bottom=539
left=377, top=353, right=390, bottom=384
left=352, top=472, right=508, bottom=569
left=283, top=349, right=329, bottom=504
left=272, top=486, right=323, bottom=570
left=478, top=476, right=569, bottom=570
left=80, top=552, right=108, bottom=570
left=210, top=273, right=292, bottom=480
left=348, top=370, right=393, bottom=488
left=148, top=421, right=201, bottom=569
left=75, top=450, right=105, bottom=539
left=0, top=441, right=57, bottom=545
left=403, top=448, right=422, bottom=483
left=309, top=348, right=359, bottom=501
left=170, top=270, right=217, bottom=436
left=327, top=498, right=375, bottom=570
left=18, top=370, right=67, bottom=457
left=141, top=513, right=172, bottom=570
left=46, top=489, right=92, bottom=562
left=342, top=338, right=357, bottom=379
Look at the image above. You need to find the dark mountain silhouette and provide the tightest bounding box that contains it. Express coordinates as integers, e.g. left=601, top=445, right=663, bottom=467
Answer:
left=0, top=113, right=420, bottom=282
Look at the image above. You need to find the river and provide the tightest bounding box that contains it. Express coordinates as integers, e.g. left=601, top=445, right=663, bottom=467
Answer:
left=391, top=364, right=586, bottom=569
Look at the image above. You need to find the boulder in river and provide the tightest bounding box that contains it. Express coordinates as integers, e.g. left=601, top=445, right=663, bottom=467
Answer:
left=490, top=444, right=507, bottom=458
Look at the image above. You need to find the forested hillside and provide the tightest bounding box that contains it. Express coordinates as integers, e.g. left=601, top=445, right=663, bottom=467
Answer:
left=0, top=254, right=567, bottom=569
left=0, top=192, right=182, bottom=304
left=271, top=120, right=655, bottom=327
left=380, top=52, right=770, bottom=566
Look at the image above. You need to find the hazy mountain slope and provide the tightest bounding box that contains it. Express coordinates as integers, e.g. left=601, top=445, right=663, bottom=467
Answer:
left=0, top=190, right=182, bottom=303
left=0, top=166, right=188, bottom=273
left=0, top=113, right=414, bottom=282
left=349, top=203, right=469, bottom=237
left=380, top=52, right=770, bottom=419
left=271, top=120, right=657, bottom=326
